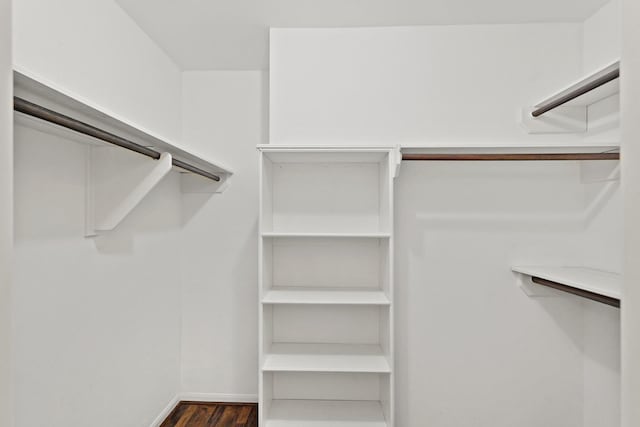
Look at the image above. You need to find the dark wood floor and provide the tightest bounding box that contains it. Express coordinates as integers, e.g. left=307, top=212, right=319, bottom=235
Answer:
left=160, top=402, right=258, bottom=427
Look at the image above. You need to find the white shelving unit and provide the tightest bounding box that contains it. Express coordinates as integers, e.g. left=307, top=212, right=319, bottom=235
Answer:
left=258, top=146, right=396, bottom=427
left=513, top=265, right=621, bottom=307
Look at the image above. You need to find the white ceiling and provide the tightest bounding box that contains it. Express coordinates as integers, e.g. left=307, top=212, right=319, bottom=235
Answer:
left=115, top=0, right=609, bottom=70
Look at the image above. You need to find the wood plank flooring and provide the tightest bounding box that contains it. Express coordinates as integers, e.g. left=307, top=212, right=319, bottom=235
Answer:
left=160, top=402, right=258, bottom=427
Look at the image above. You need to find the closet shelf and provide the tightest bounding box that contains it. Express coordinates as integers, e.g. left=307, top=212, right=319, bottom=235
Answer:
left=263, top=288, right=390, bottom=305
left=266, top=399, right=387, bottom=427
left=263, top=343, right=391, bottom=373
left=261, top=232, right=391, bottom=238
left=402, top=152, right=619, bottom=161
left=258, top=146, right=392, bottom=163
left=512, top=266, right=621, bottom=307
left=13, top=70, right=232, bottom=183
left=531, top=61, right=620, bottom=118
left=14, top=69, right=234, bottom=236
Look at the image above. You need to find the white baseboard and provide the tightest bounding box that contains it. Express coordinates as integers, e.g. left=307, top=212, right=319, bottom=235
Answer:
left=150, top=392, right=258, bottom=426
left=150, top=395, right=181, bottom=427
left=180, top=392, right=258, bottom=403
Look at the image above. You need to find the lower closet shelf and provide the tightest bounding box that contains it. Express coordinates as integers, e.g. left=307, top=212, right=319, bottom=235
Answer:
left=512, top=265, right=621, bottom=307
left=263, top=343, right=391, bottom=373
left=266, top=399, right=387, bottom=427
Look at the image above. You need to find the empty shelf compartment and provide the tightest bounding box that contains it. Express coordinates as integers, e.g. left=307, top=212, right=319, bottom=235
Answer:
left=266, top=399, right=388, bottom=427
left=263, top=288, right=390, bottom=305
left=260, top=150, right=392, bottom=235
left=263, top=343, right=391, bottom=373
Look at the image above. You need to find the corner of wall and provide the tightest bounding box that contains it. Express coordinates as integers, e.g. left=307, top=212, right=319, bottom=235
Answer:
left=0, top=0, right=12, bottom=425
left=582, top=0, right=622, bottom=73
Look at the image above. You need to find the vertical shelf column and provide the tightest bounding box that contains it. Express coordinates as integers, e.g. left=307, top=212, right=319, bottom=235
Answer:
left=258, top=147, right=396, bottom=427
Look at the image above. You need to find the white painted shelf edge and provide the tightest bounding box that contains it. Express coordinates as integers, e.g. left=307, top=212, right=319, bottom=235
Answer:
left=263, top=343, right=391, bottom=373
left=401, top=145, right=620, bottom=153
left=261, top=232, right=391, bottom=238
left=512, top=266, right=622, bottom=300
left=259, top=144, right=620, bottom=152
left=263, top=289, right=390, bottom=305
left=257, top=144, right=396, bottom=150
left=266, top=399, right=387, bottom=427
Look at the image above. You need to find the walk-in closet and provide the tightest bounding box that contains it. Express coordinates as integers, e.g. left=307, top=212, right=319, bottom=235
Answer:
left=1, top=0, right=640, bottom=426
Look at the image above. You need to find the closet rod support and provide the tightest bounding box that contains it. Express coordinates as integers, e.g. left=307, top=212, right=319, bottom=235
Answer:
left=13, top=96, right=221, bottom=182
left=531, top=67, right=620, bottom=118
left=401, top=153, right=620, bottom=161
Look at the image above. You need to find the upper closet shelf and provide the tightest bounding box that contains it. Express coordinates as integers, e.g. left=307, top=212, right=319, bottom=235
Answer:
left=258, top=145, right=395, bottom=163
left=532, top=61, right=620, bottom=117
left=14, top=69, right=233, bottom=236
left=512, top=266, right=621, bottom=308
left=13, top=69, right=233, bottom=183
left=522, top=61, right=620, bottom=134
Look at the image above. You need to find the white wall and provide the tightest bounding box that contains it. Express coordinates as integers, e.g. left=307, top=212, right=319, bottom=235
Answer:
left=13, top=125, right=183, bottom=427
left=13, top=0, right=182, bottom=143
left=583, top=0, right=621, bottom=74
left=179, top=71, right=264, bottom=399
left=580, top=3, right=622, bottom=426
left=0, top=0, right=12, bottom=425
left=576, top=172, right=621, bottom=427
left=270, top=24, right=585, bottom=146
left=582, top=0, right=621, bottom=145
left=621, top=0, right=640, bottom=425
left=395, top=160, right=622, bottom=427
left=12, top=1, right=186, bottom=426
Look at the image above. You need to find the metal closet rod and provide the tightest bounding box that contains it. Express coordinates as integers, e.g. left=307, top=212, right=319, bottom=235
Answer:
left=13, top=97, right=221, bottom=182
left=531, top=67, right=620, bottom=118
left=402, top=152, right=620, bottom=161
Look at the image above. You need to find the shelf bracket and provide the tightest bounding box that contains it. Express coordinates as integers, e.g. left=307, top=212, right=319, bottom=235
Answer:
left=392, top=145, right=402, bottom=178
left=85, top=147, right=173, bottom=236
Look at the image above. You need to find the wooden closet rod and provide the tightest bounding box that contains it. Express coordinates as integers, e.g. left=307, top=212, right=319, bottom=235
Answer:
left=402, top=153, right=620, bottom=161
left=531, top=66, right=620, bottom=118
left=531, top=276, right=620, bottom=308
left=13, top=97, right=221, bottom=182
